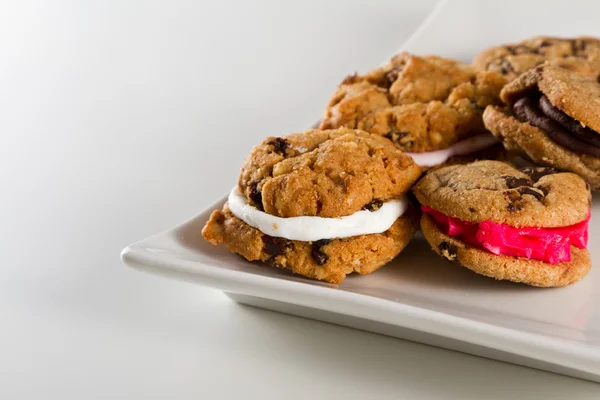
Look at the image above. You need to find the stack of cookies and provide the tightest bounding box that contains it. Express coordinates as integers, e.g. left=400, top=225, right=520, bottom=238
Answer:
left=203, top=36, right=597, bottom=287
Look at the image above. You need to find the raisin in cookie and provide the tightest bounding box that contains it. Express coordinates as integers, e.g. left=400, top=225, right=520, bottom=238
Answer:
left=483, top=63, right=600, bottom=190
left=413, top=160, right=591, bottom=287
left=203, top=128, right=421, bottom=284
left=319, top=52, right=506, bottom=167
left=473, top=36, right=600, bottom=82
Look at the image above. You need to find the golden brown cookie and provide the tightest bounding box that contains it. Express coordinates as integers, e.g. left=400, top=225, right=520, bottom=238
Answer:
left=473, top=36, right=600, bottom=82
left=413, top=160, right=590, bottom=227
left=414, top=160, right=592, bottom=287
left=204, top=128, right=422, bottom=284
left=238, top=128, right=421, bottom=218
left=483, top=64, right=600, bottom=190
left=320, top=52, right=506, bottom=153
left=202, top=203, right=419, bottom=284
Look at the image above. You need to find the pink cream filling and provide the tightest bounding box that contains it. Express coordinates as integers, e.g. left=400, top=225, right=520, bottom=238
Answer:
left=422, top=206, right=589, bottom=264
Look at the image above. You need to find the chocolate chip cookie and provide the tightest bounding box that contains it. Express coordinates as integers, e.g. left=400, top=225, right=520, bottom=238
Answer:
left=203, top=128, right=422, bottom=284
left=474, top=36, right=600, bottom=82
left=483, top=64, right=600, bottom=190
left=413, top=160, right=591, bottom=287
left=320, top=52, right=506, bottom=154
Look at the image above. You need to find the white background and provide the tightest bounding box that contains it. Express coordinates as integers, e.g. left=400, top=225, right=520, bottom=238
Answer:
left=2, top=0, right=599, bottom=398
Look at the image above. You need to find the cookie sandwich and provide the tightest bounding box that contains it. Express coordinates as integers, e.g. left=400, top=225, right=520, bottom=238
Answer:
left=484, top=64, right=600, bottom=190
left=413, top=161, right=591, bottom=287
left=202, top=128, right=421, bottom=283
left=319, top=52, right=507, bottom=168
left=474, top=36, right=600, bottom=82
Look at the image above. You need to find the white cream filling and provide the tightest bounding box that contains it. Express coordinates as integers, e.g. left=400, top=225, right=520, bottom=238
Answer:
left=228, top=187, right=408, bottom=242
left=406, top=133, right=500, bottom=167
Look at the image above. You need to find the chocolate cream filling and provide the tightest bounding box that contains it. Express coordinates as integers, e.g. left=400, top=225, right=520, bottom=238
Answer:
left=513, top=95, right=600, bottom=158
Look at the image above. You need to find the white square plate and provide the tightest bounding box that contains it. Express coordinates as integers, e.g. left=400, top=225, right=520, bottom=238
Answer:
left=122, top=0, right=600, bottom=382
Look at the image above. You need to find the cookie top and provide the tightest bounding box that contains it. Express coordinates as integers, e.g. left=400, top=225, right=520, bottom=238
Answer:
left=238, top=128, right=421, bottom=218
left=473, top=36, right=600, bottom=81
left=501, top=63, right=600, bottom=134
left=413, top=160, right=590, bottom=227
left=320, top=52, right=506, bottom=152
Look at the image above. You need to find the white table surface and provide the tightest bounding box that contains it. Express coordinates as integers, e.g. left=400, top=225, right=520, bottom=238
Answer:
left=2, top=0, right=599, bottom=398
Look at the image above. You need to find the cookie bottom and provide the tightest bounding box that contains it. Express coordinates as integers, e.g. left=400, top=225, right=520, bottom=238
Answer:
left=202, top=202, right=420, bottom=284
left=421, top=213, right=591, bottom=287
left=484, top=105, right=600, bottom=190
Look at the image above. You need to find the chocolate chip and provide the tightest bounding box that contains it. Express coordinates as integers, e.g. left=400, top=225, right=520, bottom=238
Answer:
left=501, top=175, right=533, bottom=189
left=266, top=137, right=289, bottom=155
left=505, top=191, right=524, bottom=212
left=363, top=199, right=383, bottom=212
left=384, top=130, right=408, bottom=143
left=468, top=207, right=476, bottom=213
left=538, top=184, right=550, bottom=197
left=539, top=40, right=552, bottom=47
left=311, top=239, right=331, bottom=265
left=570, top=39, right=578, bottom=54
left=519, top=166, right=557, bottom=181
left=438, top=241, right=458, bottom=262
left=496, top=59, right=514, bottom=75
left=517, top=186, right=545, bottom=201
left=571, top=39, right=587, bottom=53
left=263, top=236, right=292, bottom=256
left=507, top=45, right=530, bottom=55
left=249, top=182, right=264, bottom=211
left=385, top=67, right=402, bottom=87
left=513, top=97, right=600, bottom=158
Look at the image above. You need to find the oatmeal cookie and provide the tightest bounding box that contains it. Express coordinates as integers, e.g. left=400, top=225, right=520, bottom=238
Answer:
left=320, top=52, right=506, bottom=153
left=203, top=128, right=422, bottom=283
